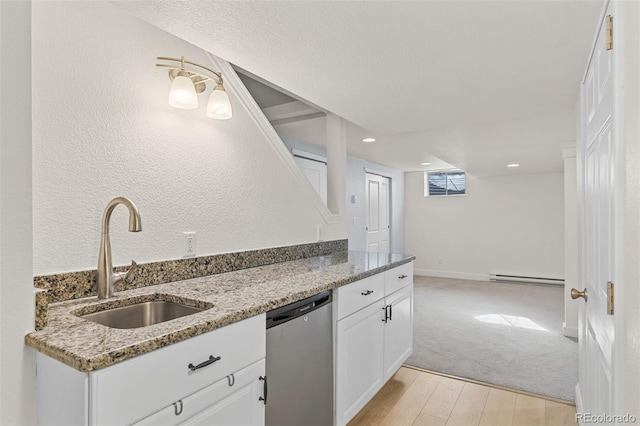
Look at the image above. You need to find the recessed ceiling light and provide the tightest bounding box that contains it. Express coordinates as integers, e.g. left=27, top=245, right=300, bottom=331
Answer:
left=362, top=137, right=376, bottom=143
left=507, top=163, right=520, bottom=168
left=421, top=162, right=431, bottom=166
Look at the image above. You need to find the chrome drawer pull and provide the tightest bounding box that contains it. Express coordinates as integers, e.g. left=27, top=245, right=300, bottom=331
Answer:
left=188, top=355, right=221, bottom=371
left=361, top=290, right=374, bottom=296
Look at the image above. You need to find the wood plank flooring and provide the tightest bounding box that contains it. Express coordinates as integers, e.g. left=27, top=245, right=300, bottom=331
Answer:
left=348, top=367, right=577, bottom=426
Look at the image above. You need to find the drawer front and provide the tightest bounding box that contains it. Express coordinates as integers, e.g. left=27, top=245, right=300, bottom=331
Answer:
left=336, top=273, right=385, bottom=320
left=90, top=313, right=265, bottom=425
left=384, top=262, right=413, bottom=295
left=134, top=359, right=265, bottom=426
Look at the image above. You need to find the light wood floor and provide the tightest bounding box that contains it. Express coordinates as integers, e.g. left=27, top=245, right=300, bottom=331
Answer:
left=348, top=367, right=577, bottom=426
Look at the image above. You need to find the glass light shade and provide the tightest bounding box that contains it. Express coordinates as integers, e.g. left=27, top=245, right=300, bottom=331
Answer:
left=206, top=86, right=232, bottom=119
left=168, top=75, right=198, bottom=109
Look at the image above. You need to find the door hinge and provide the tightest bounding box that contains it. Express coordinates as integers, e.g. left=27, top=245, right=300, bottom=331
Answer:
left=606, top=15, right=613, bottom=51
left=607, top=281, right=614, bottom=315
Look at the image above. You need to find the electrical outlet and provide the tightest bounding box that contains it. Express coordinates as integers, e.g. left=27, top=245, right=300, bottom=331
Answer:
left=438, top=257, right=444, bottom=265
left=183, top=232, right=196, bottom=257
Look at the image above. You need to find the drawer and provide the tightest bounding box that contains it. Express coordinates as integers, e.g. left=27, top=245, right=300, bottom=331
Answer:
left=90, top=313, right=266, bottom=425
left=384, top=262, right=413, bottom=295
left=135, top=359, right=265, bottom=425
left=336, top=273, right=385, bottom=320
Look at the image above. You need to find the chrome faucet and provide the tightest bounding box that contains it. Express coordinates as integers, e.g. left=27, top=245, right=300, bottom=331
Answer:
left=97, top=197, right=142, bottom=299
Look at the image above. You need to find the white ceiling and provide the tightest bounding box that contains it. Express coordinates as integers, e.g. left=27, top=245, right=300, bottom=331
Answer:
left=116, top=0, right=603, bottom=177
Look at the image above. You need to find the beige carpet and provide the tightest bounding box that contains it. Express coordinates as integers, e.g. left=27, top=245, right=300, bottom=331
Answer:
left=405, top=276, right=578, bottom=402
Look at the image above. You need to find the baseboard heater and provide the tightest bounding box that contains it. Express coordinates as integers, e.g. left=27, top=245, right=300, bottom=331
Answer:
left=489, top=274, right=564, bottom=286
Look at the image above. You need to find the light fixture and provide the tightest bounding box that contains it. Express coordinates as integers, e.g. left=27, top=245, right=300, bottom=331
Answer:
left=156, top=56, right=232, bottom=120
left=362, top=137, right=376, bottom=143
left=421, top=162, right=431, bottom=166
left=507, top=163, right=520, bottom=168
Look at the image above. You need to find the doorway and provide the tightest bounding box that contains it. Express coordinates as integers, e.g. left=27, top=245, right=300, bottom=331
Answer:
left=365, top=172, right=390, bottom=253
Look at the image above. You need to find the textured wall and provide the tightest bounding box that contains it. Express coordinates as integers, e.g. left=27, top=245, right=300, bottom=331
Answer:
left=405, top=172, right=564, bottom=280
left=0, top=1, right=36, bottom=423
left=32, top=1, right=344, bottom=275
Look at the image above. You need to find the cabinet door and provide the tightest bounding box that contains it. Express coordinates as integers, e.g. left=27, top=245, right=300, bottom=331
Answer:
left=134, top=359, right=265, bottom=426
left=335, top=301, right=385, bottom=426
left=383, top=285, right=413, bottom=382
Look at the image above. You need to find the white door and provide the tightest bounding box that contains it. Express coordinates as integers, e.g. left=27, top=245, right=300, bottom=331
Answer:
left=579, top=5, right=615, bottom=417
left=293, top=153, right=327, bottom=205
left=365, top=173, right=390, bottom=253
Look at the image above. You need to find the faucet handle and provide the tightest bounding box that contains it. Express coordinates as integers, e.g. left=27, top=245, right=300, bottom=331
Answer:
left=124, top=259, right=138, bottom=280
left=115, top=259, right=138, bottom=284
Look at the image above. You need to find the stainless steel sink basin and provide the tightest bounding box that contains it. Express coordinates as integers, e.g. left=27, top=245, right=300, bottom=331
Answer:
left=78, top=300, right=206, bottom=329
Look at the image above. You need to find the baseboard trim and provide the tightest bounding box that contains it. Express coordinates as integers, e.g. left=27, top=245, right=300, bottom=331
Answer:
left=563, top=323, right=579, bottom=338
left=575, top=384, right=583, bottom=424
left=414, top=269, right=489, bottom=281
left=404, top=364, right=576, bottom=406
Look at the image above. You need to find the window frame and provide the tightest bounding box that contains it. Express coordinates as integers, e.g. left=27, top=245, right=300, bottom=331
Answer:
left=423, top=170, right=466, bottom=197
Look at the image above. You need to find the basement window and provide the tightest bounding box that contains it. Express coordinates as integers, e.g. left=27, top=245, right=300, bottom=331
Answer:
left=424, top=171, right=466, bottom=196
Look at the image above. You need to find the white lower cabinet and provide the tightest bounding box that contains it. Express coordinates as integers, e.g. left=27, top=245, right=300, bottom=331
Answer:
left=335, top=301, right=385, bottom=425
left=36, top=314, right=266, bottom=426
left=135, top=359, right=265, bottom=425
left=383, top=285, right=413, bottom=382
left=335, top=262, right=414, bottom=426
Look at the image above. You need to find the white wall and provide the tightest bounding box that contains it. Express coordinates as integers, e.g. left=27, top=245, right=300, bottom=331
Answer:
left=616, top=0, right=640, bottom=416
left=0, top=1, right=36, bottom=423
left=563, top=145, right=579, bottom=337
left=281, top=137, right=406, bottom=254
left=406, top=171, right=564, bottom=280
left=32, top=1, right=345, bottom=275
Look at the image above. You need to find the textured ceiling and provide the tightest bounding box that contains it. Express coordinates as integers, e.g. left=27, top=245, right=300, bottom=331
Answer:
left=116, top=0, right=603, bottom=176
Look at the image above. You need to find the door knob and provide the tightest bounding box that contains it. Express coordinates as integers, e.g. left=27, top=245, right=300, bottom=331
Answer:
left=571, top=288, right=588, bottom=301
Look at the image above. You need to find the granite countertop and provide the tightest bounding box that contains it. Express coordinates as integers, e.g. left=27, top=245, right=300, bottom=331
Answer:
left=25, top=250, right=414, bottom=372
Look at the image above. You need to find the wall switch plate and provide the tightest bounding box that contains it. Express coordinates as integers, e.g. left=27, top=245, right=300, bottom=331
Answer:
left=183, top=232, right=196, bottom=257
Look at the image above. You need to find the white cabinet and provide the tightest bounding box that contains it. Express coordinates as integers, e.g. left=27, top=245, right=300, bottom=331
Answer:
left=383, top=285, right=413, bottom=382
left=335, top=300, right=385, bottom=425
left=36, top=314, right=266, bottom=426
left=135, top=359, right=265, bottom=425
left=335, top=262, right=413, bottom=426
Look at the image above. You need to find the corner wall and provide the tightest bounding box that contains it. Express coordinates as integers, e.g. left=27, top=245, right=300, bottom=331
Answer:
left=405, top=171, right=564, bottom=280
left=0, top=1, right=35, bottom=423
left=281, top=137, right=406, bottom=254
left=32, top=1, right=345, bottom=275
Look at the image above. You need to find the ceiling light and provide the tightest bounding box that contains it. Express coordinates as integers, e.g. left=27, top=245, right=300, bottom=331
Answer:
left=362, top=138, right=376, bottom=143
left=507, top=163, right=520, bottom=168
left=421, top=162, right=431, bottom=166
left=157, top=56, right=233, bottom=120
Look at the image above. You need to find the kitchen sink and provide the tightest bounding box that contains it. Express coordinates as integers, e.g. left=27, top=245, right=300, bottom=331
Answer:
left=77, top=299, right=208, bottom=329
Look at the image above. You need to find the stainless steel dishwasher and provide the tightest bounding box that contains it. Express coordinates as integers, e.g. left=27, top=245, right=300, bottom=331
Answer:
left=266, top=291, right=333, bottom=426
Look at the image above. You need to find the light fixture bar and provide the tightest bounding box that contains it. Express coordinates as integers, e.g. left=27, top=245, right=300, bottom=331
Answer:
left=156, top=56, right=223, bottom=83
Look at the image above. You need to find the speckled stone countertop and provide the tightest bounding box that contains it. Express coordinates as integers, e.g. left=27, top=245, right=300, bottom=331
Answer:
left=25, top=250, right=414, bottom=372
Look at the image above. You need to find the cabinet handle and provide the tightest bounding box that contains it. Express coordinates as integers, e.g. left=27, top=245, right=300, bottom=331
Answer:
left=361, top=290, right=374, bottom=296
left=188, top=355, right=221, bottom=372
left=259, top=376, right=268, bottom=405
left=399, top=275, right=408, bottom=279
left=173, top=400, right=183, bottom=416
left=389, top=303, right=393, bottom=321
left=382, top=305, right=389, bottom=323
left=227, top=373, right=235, bottom=387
